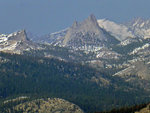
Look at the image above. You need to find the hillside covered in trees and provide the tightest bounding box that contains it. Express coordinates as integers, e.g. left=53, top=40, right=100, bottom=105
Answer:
left=0, top=52, right=150, bottom=112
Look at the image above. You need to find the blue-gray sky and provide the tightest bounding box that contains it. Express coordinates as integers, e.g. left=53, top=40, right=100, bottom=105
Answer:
left=0, top=0, right=150, bottom=35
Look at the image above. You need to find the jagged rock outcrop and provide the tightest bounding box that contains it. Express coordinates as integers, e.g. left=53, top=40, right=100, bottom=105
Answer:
left=0, top=30, right=38, bottom=54
left=62, top=14, right=119, bottom=49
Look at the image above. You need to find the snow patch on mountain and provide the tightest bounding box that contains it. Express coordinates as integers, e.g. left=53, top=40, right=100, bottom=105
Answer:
left=97, top=19, right=134, bottom=41
left=33, top=28, right=68, bottom=45
left=0, top=42, right=18, bottom=51
left=120, top=38, right=138, bottom=46
left=127, top=18, right=150, bottom=39
left=0, top=34, right=8, bottom=43
left=96, top=49, right=120, bottom=59
left=130, top=43, right=150, bottom=55
left=50, top=28, right=68, bottom=35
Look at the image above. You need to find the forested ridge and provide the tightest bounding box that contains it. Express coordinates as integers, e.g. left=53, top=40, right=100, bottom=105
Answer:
left=0, top=52, right=150, bottom=112
left=96, top=102, right=149, bottom=113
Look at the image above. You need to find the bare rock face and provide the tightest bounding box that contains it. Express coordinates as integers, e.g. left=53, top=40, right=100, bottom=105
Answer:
left=8, top=30, right=29, bottom=42
left=12, top=98, right=84, bottom=113
left=62, top=14, right=119, bottom=48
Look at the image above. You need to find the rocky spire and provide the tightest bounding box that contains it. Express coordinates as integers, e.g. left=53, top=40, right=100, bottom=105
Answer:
left=72, top=21, right=79, bottom=28
left=16, top=29, right=29, bottom=41
left=87, top=14, right=97, bottom=22
left=82, top=14, right=100, bottom=27
left=62, top=14, right=119, bottom=47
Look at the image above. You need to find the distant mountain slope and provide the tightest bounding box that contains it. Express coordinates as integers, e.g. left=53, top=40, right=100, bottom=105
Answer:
left=97, top=18, right=150, bottom=41
left=31, top=15, right=120, bottom=50
left=32, top=28, right=68, bottom=45
left=126, top=18, right=150, bottom=39
left=30, top=16, right=150, bottom=48
left=112, top=38, right=150, bottom=81
left=114, top=61, right=150, bottom=80
left=97, top=19, right=134, bottom=41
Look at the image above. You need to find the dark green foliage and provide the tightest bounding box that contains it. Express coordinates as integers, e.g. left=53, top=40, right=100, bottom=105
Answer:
left=112, top=38, right=150, bottom=55
left=0, top=52, right=150, bottom=112
left=0, top=97, right=30, bottom=113
left=23, top=45, right=96, bottom=63
left=96, top=102, right=148, bottom=113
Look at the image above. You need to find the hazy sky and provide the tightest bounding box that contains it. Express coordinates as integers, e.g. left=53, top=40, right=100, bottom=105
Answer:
left=0, top=0, right=150, bottom=35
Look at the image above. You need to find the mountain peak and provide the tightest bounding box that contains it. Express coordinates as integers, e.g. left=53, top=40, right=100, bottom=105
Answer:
left=0, top=29, right=34, bottom=54
left=62, top=14, right=119, bottom=48
left=82, top=14, right=99, bottom=27
left=20, top=29, right=26, bottom=35
left=15, top=29, right=29, bottom=42
left=87, top=14, right=97, bottom=22
left=72, top=21, right=79, bottom=28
